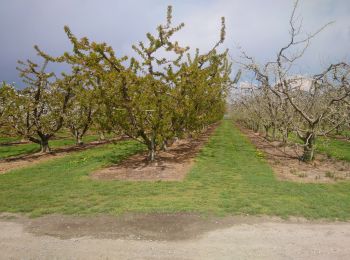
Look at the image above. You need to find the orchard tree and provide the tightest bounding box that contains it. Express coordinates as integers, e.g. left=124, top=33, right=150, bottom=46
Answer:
left=236, top=0, right=350, bottom=161
left=283, top=64, right=350, bottom=161
left=35, top=44, right=104, bottom=145
left=8, top=57, right=73, bottom=152
left=40, top=6, right=231, bottom=161
left=171, top=48, right=232, bottom=137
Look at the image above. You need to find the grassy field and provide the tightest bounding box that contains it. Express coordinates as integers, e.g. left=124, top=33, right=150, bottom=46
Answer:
left=0, top=135, right=100, bottom=159
left=0, top=120, right=350, bottom=219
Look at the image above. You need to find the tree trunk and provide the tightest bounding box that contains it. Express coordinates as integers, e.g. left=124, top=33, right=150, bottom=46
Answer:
left=148, top=148, right=156, bottom=161
left=264, top=125, right=270, bottom=139
left=161, top=140, right=168, bottom=151
left=40, top=138, right=50, bottom=153
left=282, top=128, right=290, bottom=144
left=99, top=131, right=105, bottom=141
left=272, top=124, right=276, bottom=140
left=254, top=122, right=260, bottom=133
left=301, top=133, right=315, bottom=162
left=148, top=138, right=156, bottom=161
left=76, top=135, right=83, bottom=146
left=335, top=125, right=341, bottom=135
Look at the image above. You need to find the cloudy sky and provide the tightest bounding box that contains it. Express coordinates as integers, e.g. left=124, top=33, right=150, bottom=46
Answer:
left=1, top=0, right=349, bottom=85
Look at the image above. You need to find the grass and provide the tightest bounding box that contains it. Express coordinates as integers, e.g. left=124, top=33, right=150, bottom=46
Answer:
left=339, top=130, right=350, bottom=139
left=0, top=120, right=350, bottom=219
left=0, top=144, right=39, bottom=159
left=0, top=135, right=100, bottom=159
left=288, top=133, right=350, bottom=162
left=317, top=138, right=350, bottom=162
left=0, top=136, right=21, bottom=144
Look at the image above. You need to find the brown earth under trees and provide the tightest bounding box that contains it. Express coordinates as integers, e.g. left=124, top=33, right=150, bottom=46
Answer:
left=237, top=125, right=350, bottom=183
left=91, top=123, right=219, bottom=181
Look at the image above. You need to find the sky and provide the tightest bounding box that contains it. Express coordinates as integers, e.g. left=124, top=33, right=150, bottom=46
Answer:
left=0, top=0, right=349, bottom=85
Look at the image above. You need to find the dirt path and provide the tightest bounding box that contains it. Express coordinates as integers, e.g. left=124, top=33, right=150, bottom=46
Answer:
left=1, top=213, right=350, bottom=259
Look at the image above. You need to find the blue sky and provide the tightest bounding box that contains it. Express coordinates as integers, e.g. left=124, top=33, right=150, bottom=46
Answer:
left=0, top=0, right=349, bottom=85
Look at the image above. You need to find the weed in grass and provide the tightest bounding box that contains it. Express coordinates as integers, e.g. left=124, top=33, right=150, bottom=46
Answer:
left=256, top=150, right=265, bottom=159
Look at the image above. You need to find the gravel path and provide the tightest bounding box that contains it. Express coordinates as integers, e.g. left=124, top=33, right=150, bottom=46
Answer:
left=1, top=214, right=350, bottom=259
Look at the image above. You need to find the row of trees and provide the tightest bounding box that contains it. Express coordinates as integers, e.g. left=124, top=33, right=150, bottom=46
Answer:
left=232, top=0, right=350, bottom=161
left=0, top=6, right=232, bottom=160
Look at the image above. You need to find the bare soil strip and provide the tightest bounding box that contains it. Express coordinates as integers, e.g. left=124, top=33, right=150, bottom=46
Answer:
left=237, top=125, right=350, bottom=183
left=91, top=124, right=219, bottom=181
left=0, top=138, right=126, bottom=174
left=1, top=213, right=350, bottom=259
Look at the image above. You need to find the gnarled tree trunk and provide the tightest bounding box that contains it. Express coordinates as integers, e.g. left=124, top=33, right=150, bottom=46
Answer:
left=301, top=132, right=315, bottom=162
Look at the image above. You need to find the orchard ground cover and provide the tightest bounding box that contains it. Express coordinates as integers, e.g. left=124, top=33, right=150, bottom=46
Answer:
left=1, top=120, right=350, bottom=219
